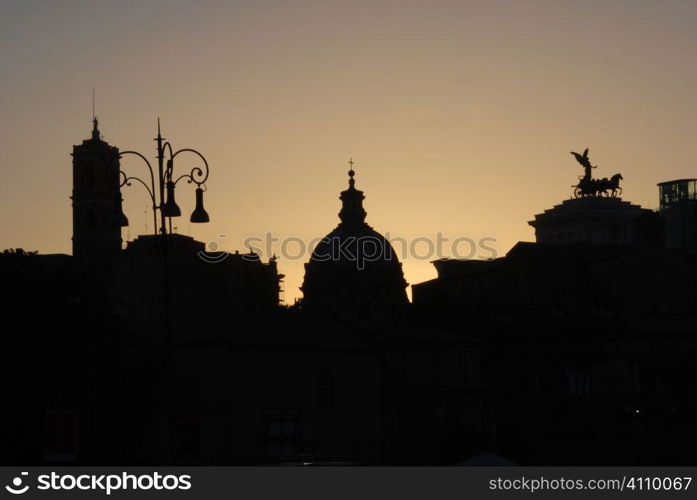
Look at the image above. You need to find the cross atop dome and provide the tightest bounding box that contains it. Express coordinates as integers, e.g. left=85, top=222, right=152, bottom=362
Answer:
left=348, top=158, right=356, bottom=188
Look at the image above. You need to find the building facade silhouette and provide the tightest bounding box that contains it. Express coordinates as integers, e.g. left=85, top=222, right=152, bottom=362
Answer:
left=528, top=197, right=664, bottom=247
left=658, top=179, right=697, bottom=256
left=413, top=188, right=697, bottom=464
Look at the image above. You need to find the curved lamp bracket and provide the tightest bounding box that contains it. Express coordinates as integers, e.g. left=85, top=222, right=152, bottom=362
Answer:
left=170, top=148, right=210, bottom=187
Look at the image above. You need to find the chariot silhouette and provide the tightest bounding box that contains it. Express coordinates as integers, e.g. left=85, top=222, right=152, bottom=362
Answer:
left=570, top=148, right=623, bottom=198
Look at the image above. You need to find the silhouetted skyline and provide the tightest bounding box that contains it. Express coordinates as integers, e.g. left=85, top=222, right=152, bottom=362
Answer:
left=3, top=0, right=697, bottom=301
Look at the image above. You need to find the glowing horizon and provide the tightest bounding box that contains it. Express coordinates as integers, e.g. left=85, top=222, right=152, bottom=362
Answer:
left=2, top=0, right=697, bottom=301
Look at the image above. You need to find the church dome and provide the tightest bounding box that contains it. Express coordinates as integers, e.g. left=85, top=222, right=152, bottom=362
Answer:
left=310, top=223, right=402, bottom=270
left=301, top=163, right=408, bottom=328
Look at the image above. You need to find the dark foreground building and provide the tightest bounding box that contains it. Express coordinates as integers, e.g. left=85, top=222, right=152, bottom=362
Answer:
left=658, top=178, right=697, bottom=256
left=413, top=177, right=697, bottom=464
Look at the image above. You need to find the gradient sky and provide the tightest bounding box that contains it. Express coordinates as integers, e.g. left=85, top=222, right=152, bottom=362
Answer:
left=2, top=0, right=697, bottom=301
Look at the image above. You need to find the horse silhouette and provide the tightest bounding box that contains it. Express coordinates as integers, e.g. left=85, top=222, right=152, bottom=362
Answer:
left=574, top=173, right=623, bottom=198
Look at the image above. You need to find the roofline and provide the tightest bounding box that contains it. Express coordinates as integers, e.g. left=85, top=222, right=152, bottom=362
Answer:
left=657, top=179, right=697, bottom=186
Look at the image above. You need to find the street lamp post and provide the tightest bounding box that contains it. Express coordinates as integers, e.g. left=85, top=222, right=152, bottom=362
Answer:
left=111, top=119, right=211, bottom=463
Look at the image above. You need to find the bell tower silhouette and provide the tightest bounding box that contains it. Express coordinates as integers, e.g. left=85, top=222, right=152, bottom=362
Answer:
left=71, top=117, right=126, bottom=261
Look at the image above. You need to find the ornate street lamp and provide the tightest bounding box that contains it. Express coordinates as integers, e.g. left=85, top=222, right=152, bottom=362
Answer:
left=108, top=119, right=211, bottom=462
left=116, top=119, right=210, bottom=235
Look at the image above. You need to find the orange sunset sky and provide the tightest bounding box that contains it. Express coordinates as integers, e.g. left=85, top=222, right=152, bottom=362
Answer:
left=2, top=0, right=697, bottom=301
